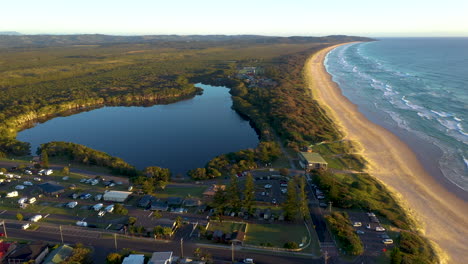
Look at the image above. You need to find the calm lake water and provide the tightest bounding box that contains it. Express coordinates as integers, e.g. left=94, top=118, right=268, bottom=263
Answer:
left=17, top=84, right=259, bottom=175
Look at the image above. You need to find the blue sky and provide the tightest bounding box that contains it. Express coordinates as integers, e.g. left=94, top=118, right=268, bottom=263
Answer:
left=2, top=0, right=467, bottom=36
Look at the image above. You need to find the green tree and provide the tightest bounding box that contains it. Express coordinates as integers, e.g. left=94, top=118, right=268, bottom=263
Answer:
left=61, top=166, right=70, bottom=175
left=144, top=166, right=171, bottom=189
left=41, top=150, right=49, bottom=169
left=283, top=180, right=299, bottom=221
left=114, top=204, right=128, bottom=215
left=211, top=184, right=227, bottom=213
left=106, top=253, right=122, bottom=264
left=243, top=172, right=255, bottom=215
left=16, top=212, right=23, bottom=221
left=279, top=168, right=289, bottom=176
left=175, top=216, right=183, bottom=228
left=227, top=175, right=241, bottom=211
left=128, top=217, right=137, bottom=226
left=0, top=168, right=6, bottom=174
left=297, top=176, right=310, bottom=220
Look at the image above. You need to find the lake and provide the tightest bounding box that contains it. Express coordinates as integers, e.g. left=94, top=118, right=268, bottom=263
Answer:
left=16, top=84, right=260, bottom=175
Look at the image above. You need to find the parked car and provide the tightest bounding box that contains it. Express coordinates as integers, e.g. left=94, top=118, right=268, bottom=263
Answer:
left=22, top=223, right=31, bottom=230
left=105, top=204, right=114, bottom=213
left=23, top=181, right=33, bottom=186
left=80, top=178, right=87, bottom=183
left=15, top=185, right=25, bottom=190
left=67, top=201, right=78, bottom=208
left=382, top=239, right=394, bottom=244
left=317, top=195, right=325, bottom=199
left=24, top=170, right=32, bottom=175
left=353, top=222, right=362, bottom=227
left=98, top=211, right=105, bottom=217
left=366, top=224, right=372, bottom=229
left=33, top=177, right=42, bottom=181
left=264, top=184, right=272, bottom=189
left=356, top=230, right=365, bottom=235
left=243, top=258, right=254, bottom=264
left=28, top=197, right=37, bottom=204
left=375, top=226, right=386, bottom=232
left=94, top=194, right=103, bottom=201
left=18, top=197, right=28, bottom=204
left=62, top=176, right=69, bottom=181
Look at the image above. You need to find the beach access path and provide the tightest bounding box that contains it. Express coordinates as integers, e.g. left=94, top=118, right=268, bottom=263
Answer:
left=304, top=43, right=468, bottom=264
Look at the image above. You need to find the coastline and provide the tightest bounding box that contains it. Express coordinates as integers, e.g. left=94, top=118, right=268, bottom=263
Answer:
left=304, top=43, right=468, bottom=263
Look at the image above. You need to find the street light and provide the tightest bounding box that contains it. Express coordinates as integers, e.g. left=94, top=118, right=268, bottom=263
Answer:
left=59, top=225, right=64, bottom=244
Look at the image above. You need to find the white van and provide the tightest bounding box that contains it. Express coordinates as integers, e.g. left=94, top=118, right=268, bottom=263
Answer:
left=28, top=197, right=37, bottom=204
left=30, top=215, right=42, bottom=222
left=22, top=223, right=31, bottom=230
left=6, top=191, right=19, bottom=197
left=18, top=197, right=28, bottom=204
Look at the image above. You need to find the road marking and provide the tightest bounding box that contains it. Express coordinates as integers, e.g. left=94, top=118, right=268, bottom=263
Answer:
left=148, top=212, right=153, bottom=217
left=0, top=210, right=6, bottom=215
left=44, top=214, right=50, bottom=218
left=81, top=217, right=86, bottom=221
left=106, top=224, right=112, bottom=230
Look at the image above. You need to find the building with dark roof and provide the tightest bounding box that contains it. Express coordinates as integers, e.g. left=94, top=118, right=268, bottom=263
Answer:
left=167, top=197, right=182, bottom=206
left=298, top=152, right=328, bottom=170
left=138, top=195, right=155, bottom=208
left=4, top=241, right=49, bottom=264
left=38, top=182, right=65, bottom=196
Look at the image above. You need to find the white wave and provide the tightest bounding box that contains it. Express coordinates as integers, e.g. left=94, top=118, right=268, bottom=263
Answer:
left=418, top=112, right=433, bottom=119
left=430, top=110, right=452, bottom=118
left=457, top=123, right=468, bottom=137
left=454, top=116, right=463, bottom=122
left=464, top=156, right=468, bottom=170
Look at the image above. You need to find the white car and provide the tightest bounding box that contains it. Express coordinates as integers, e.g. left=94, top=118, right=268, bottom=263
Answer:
left=76, top=221, right=88, bottom=227
left=33, top=177, right=42, bottom=181
left=22, top=223, right=31, bottom=230
left=353, top=222, right=362, bottom=227
left=264, top=184, right=272, bottom=189
left=375, top=226, right=386, bottom=232
left=23, top=181, right=33, bottom=186
left=98, top=210, right=106, bottom=217
left=15, top=185, right=25, bottom=190
left=30, top=214, right=42, bottom=222
left=382, top=238, right=394, bottom=244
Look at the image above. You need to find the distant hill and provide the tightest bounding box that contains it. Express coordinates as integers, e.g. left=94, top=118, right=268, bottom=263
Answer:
left=0, top=31, right=21, bottom=35
left=0, top=34, right=374, bottom=48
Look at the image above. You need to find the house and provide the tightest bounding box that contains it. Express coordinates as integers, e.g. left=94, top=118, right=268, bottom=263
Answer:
left=212, top=230, right=225, bottom=243
left=202, top=184, right=225, bottom=201
left=263, top=209, right=271, bottom=220
left=150, top=200, right=169, bottom=211
left=167, top=197, right=182, bottom=206
left=3, top=241, right=49, bottom=264
left=230, top=230, right=246, bottom=246
left=183, top=198, right=201, bottom=207
left=148, top=251, right=173, bottom=264
left=38, top=182, right=65, bottom=196
left=42, top=244, right=73, bottom=264
left=122, top=254, right=145, bottom=264
left=138, top=195, right=155, bottom=208
left=103, top=191, right=132, bottom=202
left=298, top=152, right=328, bottom=170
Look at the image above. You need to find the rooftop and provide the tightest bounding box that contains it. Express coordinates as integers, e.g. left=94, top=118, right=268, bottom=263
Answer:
left=148, top=251, right=173, bottom=264
left=299, top=152, right=328, bottom=164
left=122, top=254, right=145, bottom=264
left=38, top=182, right=65, bottom=193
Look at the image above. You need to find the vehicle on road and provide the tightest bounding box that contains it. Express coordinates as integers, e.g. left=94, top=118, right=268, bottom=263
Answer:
left=356, top=230, right=365, bottom=234
left=353, top=222, right=362, bottom=227
left=33, top=177, right=42, bottom=181
left=383, top=238, right=394, bottom=244
left=22, top=223, right=30, bottom=230
left=264, top=184, right=272, bottom=189
left=23, top=181, right=33, bottom=186
left=30, top=215, right=42, bottom=222
left=105, top=204, right=114, bottom=213
left=6, top=191, right=19, bottom=197
left=76, top=221, right=88, bottom=227
left=243, top=258, right=254, bottom=264
left=317, top=195, right=325, bottom=199
left=98, top=211, right=105, bottom=217
left=319, top=202, right=327, bottom=208
left=366, top=224, right=372, bottom=229
left=28, top=197, right=37, bottom=204
left=15, top=185, right=25, bottom=190
left=18, top=197, right=28, bottom=204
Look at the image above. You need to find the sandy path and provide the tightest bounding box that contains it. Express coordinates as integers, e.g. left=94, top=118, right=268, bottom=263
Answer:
left=304, top=43, right=468, bottom=263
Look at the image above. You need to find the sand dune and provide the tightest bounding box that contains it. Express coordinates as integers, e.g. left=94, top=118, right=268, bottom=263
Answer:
left=304, top=44, right=468, bottom=263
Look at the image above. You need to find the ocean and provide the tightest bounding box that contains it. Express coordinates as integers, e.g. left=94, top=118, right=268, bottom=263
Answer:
left=325, top=38, right=468, bottom=193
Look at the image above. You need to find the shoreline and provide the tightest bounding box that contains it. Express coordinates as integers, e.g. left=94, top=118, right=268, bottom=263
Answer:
left=304, top=43, right=468, bottom=263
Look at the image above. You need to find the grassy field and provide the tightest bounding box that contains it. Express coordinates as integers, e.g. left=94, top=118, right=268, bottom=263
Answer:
left=207, top=221, right=246, bottom=233
left=244, top=223, right=309, bottom=248
left=154, top=186, right=207, bottom=199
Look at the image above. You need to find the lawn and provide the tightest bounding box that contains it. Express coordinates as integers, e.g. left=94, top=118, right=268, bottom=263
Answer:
left=244, top=223, right=309, bottom=248
left=154, top=186, right=207, bottom=199
left=207, top=221, right=246, bottom=233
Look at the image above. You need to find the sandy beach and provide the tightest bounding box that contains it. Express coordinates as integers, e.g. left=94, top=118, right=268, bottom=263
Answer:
left=304, top=43, right=468, bottom=263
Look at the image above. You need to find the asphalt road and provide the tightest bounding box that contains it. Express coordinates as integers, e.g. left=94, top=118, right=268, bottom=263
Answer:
left=4, top=222, right=323, bottom=264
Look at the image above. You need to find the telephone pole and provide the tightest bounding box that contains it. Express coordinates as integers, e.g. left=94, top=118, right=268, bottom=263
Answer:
left=114, top=233, right=118, bottom=251
left=59, top=225, right=64, bottom=244
left=231, top=243, right=234, bottom=263
left=1, top=220, right=7, bottom=238
left=180, top=238, right=184, bottom=258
